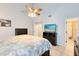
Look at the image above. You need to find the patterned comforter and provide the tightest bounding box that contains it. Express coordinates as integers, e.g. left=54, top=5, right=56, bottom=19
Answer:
left=0, top=35, right=52, bottom=56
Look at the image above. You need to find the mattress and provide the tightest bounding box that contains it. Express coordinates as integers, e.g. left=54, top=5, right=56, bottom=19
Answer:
left=0, top=35, right=52, bottom=56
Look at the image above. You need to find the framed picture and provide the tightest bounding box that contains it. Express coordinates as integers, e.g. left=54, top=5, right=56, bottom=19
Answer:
left=0, top=19, right=11, bottom=27
left=44, top=24, right=57, bottom=32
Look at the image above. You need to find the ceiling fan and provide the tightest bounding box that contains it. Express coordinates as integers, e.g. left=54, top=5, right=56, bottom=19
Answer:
left=25, top=4, right=42, bottom=17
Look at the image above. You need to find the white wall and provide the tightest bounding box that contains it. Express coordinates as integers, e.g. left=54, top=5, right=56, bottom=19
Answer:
left=32, top=3, right=79, bottom=46
left=0, top=3, right=79, bottom=46
left=33, top=14, right=66, bottom=46
left=0, top=4, right=32, bottom=41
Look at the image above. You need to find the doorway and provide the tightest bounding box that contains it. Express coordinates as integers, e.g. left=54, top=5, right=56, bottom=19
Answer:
left=65, top=18, right=78, bottom=56
left=34, top=23, right=43, bottom=37
left=66, top=18, right=78, bottom=41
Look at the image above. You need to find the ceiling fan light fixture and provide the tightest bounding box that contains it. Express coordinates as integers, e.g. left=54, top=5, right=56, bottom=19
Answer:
left=28, top=12, right=37, bottom=17
left=25, top=4, right=42, bottom=17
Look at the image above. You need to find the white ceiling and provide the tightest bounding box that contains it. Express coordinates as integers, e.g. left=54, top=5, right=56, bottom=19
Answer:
left=0, top=3, right=79, bottom=18
left=33, top=3, right=79, bottom=18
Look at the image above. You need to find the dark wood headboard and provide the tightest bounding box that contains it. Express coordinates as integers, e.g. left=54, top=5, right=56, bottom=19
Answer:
left=15, top=28, right=28, bottom=35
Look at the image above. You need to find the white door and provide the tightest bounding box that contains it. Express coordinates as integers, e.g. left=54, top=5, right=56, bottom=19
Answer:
left=34, top=23, right=43, bottom=37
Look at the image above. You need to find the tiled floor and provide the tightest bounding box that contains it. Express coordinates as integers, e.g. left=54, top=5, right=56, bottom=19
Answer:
left=49, top=36, right=79, bottom=56
left=50, top=45, right=65, bottom=56
left=50, top=39, right=74, bottom=56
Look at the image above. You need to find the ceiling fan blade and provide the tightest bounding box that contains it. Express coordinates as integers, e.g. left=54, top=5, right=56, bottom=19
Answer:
left=25, top=5, right=33, bottom=13
left=25, top=4, right=42, bottom=17
left=28, top=7, right=34, bottom=12
left=38, top=8, right=42, bottom=11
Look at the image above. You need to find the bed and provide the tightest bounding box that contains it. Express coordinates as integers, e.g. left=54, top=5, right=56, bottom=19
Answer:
left=0, top=28, right=52, bottom=56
